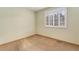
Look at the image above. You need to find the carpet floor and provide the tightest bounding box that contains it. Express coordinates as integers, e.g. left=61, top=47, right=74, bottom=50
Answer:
left=0, top=34, right=79, bottom=51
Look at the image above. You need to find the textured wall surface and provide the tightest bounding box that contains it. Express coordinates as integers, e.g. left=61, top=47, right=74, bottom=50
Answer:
left=36, top=7, right=79, bottom=45
left=0, top=8, right=35, bottom=44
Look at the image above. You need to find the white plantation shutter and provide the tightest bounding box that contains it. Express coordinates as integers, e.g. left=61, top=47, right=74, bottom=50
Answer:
left=45, top=8, right=67, bottom=28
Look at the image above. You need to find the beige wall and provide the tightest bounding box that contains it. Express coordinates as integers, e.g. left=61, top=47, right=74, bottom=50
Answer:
left=36, top=7, right=79, bottom=45
left=76, top=8, right=79, bottom=44
left=0, top=8, right=35, bottom=44
left=0, top=7, right=79, bottom=45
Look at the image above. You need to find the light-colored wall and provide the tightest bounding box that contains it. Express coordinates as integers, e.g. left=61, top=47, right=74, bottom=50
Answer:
left=77, top=17, right=79, bottom=42
left=0, top=8, right=35, bottom=44
left=0, top=7, right=79, bottom=45
left=36, top=7, right=79, bottom=45
left=76, top=8, right=79, bottom=44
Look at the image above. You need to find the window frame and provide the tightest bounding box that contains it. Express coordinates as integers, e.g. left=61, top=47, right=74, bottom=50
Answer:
left=44, top=8, right=67, bottom=28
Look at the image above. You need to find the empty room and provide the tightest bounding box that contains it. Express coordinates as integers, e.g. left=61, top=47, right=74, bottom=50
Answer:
left=0, top=7, right=79, bottom=51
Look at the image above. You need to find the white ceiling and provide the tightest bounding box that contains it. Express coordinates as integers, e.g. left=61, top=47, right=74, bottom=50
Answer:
left=27, top=7, right=46, bottom=11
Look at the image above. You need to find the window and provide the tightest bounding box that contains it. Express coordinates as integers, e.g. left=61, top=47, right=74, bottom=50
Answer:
left=45, top=8, right=67, bottom=28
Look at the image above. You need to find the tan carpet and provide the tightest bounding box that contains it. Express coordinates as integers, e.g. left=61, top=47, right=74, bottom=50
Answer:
left=0, top=34, right=79, bottom=51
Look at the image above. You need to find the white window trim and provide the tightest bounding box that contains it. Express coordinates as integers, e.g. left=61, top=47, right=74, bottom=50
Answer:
left=44, top=8, right=67, bottom=28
